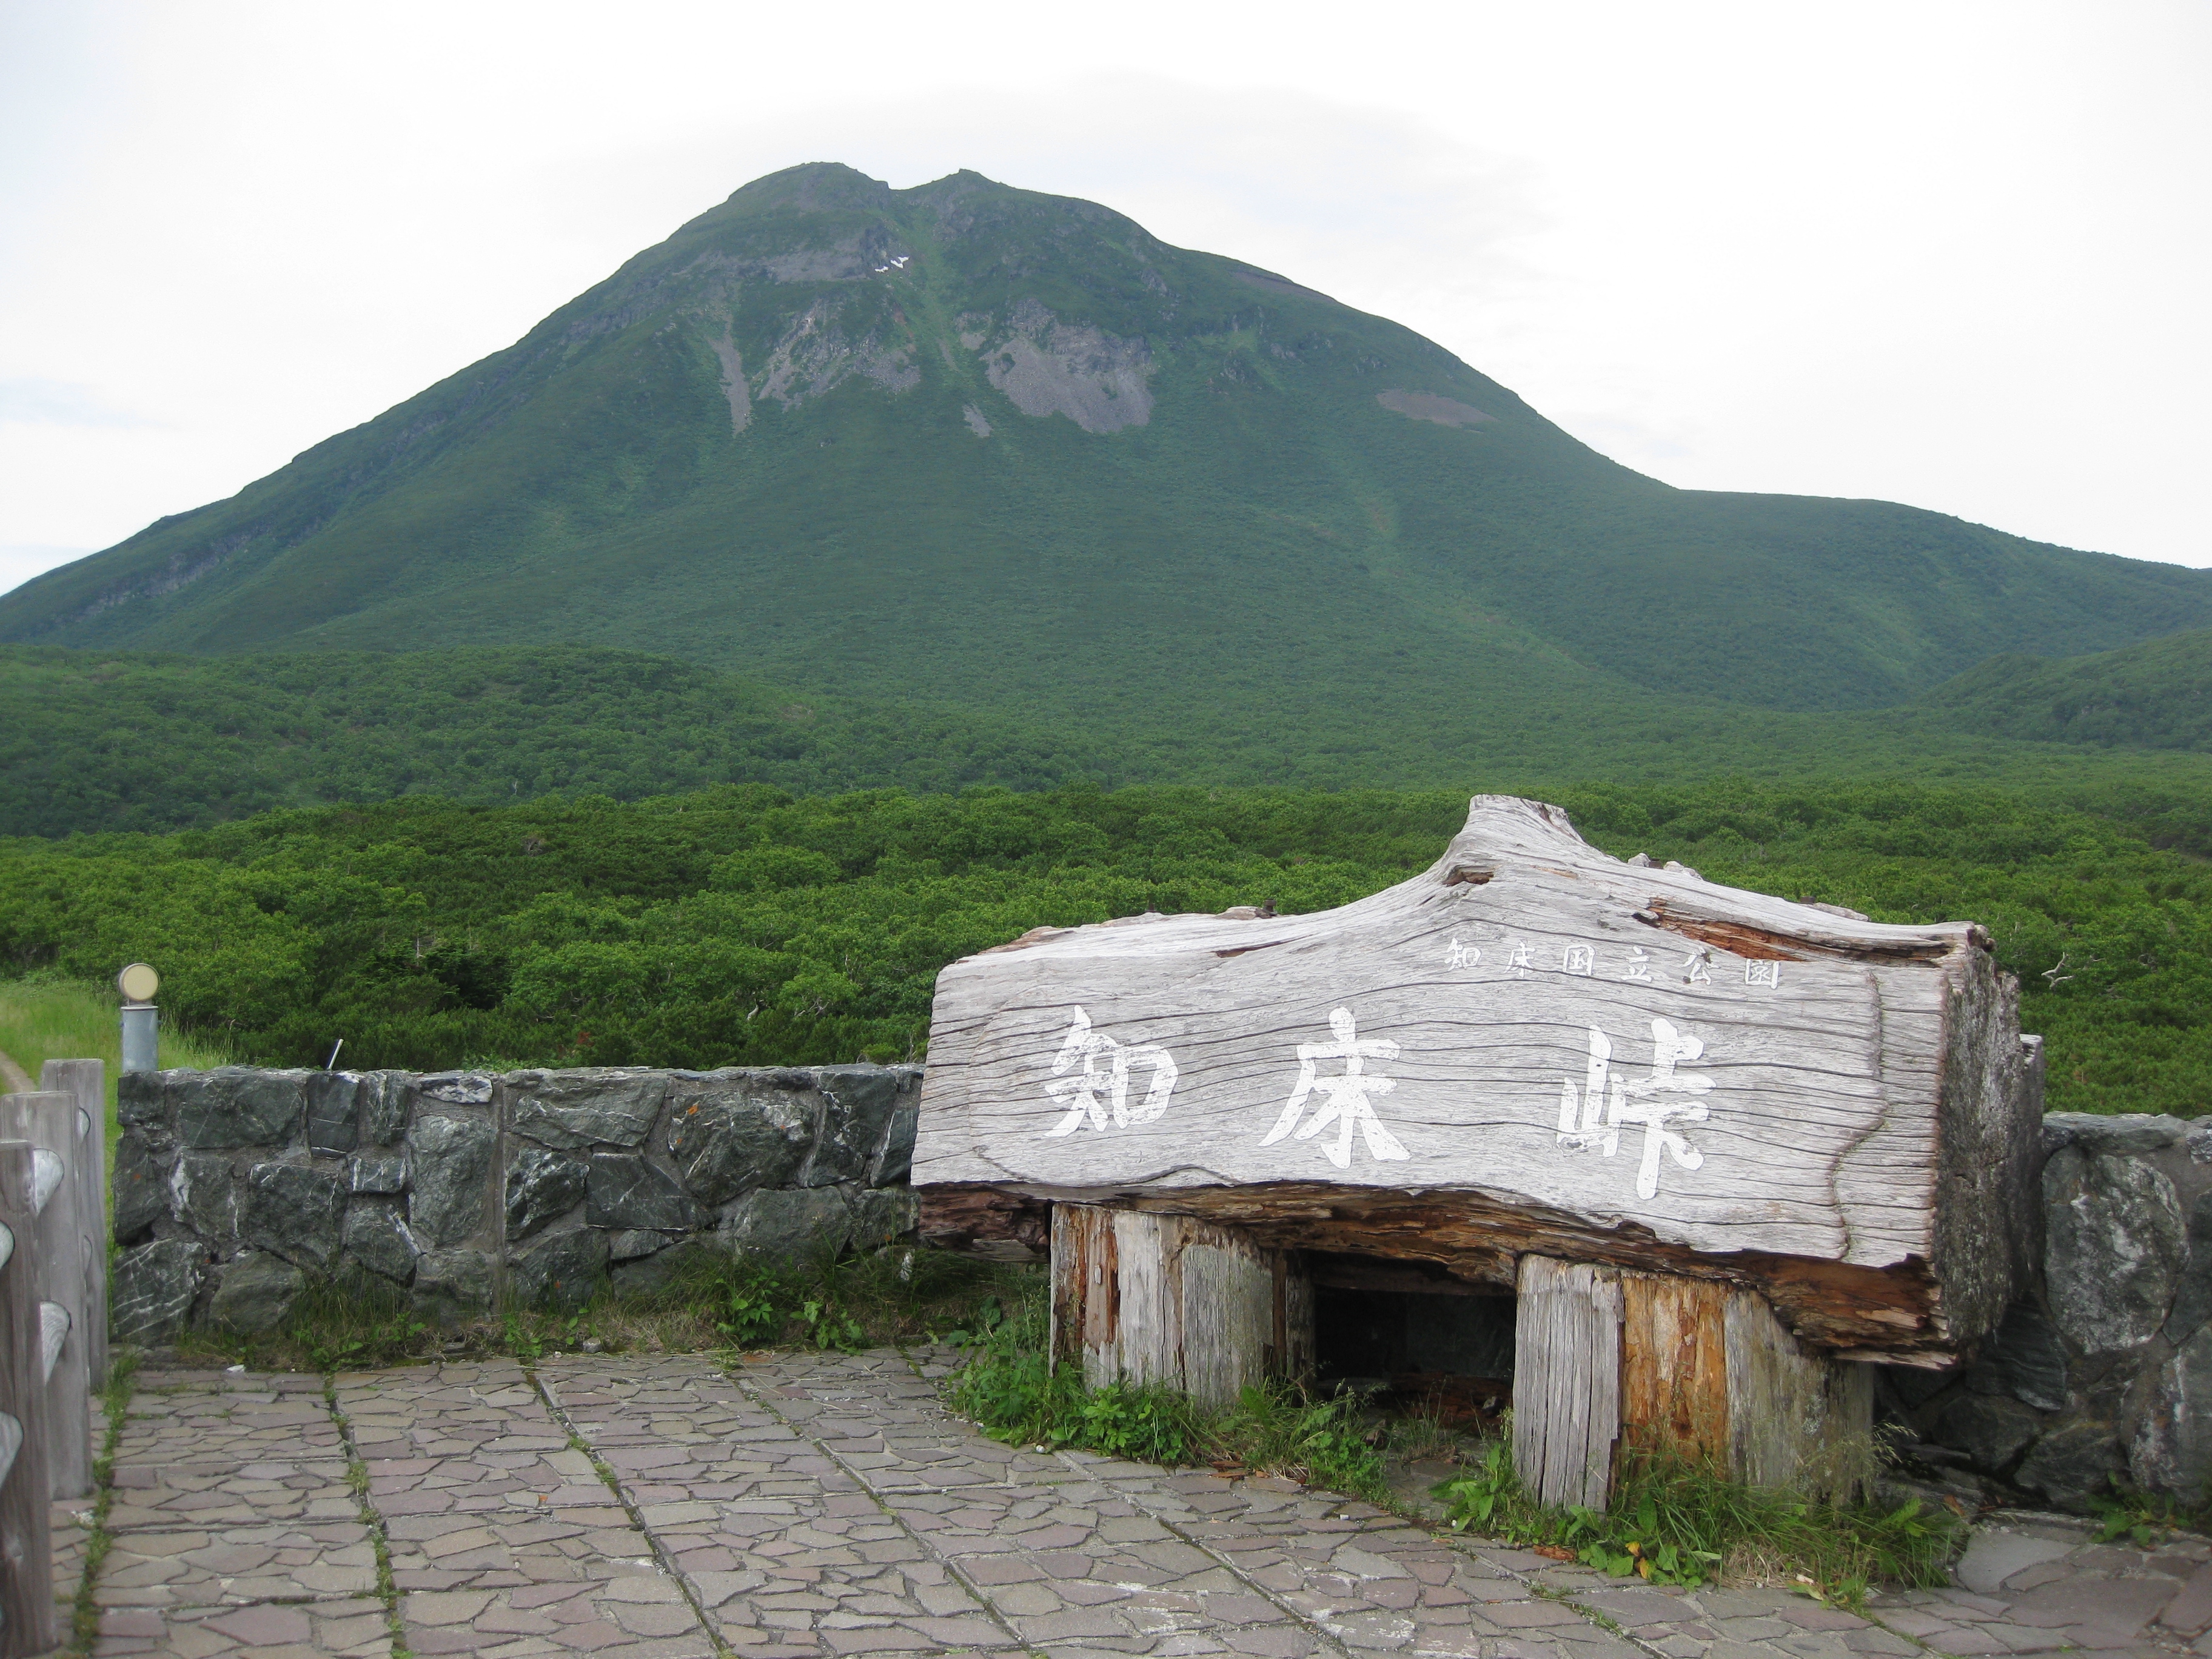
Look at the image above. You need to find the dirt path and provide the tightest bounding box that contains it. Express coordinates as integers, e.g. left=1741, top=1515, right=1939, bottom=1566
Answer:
left=0, top=1042, right=33, bottom=1093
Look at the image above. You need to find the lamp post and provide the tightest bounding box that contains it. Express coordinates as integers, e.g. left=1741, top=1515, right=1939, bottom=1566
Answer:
left=116, top=964, right=158, bottom=1076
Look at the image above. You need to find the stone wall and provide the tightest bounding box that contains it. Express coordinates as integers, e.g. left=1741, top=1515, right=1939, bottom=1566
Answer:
left=108, top=1060, right=2210, bottom=1511
left=110, top=1064, right=920, bottom=1342
left=1889, top=1112, right=2212, bottom=1510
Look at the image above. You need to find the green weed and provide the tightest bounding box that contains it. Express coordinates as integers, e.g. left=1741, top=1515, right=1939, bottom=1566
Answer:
left=1435, top=1439, right=1961, bottom=1604
left=2090, top=1487, right=2209, bottom=1546
left=942, top=1287, right=1387, bottom=1496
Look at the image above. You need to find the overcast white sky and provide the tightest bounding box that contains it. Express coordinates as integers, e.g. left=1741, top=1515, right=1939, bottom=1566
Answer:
left=2, top=1, right=2207, bottom=597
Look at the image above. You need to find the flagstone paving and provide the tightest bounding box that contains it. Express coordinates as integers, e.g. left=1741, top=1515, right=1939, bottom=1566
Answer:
left=55, top=1349, right=2206, bottom=1657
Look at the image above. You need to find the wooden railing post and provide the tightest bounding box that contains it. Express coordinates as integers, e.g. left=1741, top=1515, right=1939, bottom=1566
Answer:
left=40, top=1061, right=107, bottom=1392
left=0, top=1094, right=89, bottom=1500
left=0, top=1141, right=55, bottom=1657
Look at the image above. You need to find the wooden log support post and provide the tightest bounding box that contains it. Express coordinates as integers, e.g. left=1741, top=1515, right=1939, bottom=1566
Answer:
left=1513, top=1255, right=1874, bottom=1507
left=0, top=1141, right=55, bottom=1658
left=0, top=1094, right=88, bottom=1500
left=914, top=796, right=2037, bottom=1499
left=1051, top=1204, right=1311, bottom=1407
left=40, top=1061, right=107, bottom=1392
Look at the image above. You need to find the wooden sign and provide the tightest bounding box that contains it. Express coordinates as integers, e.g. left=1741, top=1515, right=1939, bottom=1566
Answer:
left=913, top=795, right=2038, bottom=1362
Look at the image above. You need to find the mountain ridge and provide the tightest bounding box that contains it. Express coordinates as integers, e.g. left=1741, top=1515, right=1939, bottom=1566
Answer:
left=8, top=161, right=2208, bottom=737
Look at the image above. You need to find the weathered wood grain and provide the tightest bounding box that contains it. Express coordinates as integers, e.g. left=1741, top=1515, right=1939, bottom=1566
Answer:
left=41, top=1059, right=107, bottom=1390
left=1724, top=1289, right=1874, bottom=1496
left=1620, top=1272, right=1729, bottom=1466
left=0, top=1093, right=87, bottom=1501
left=1051, top=1205, right=1309, bottom=1406
left=916, top=795, right=2035, bottom=1359
left=1514, top=1253, right=1875, bottom=1506
left=0, top=1141, right=54, bottom=1658
left=1513, top=1256, right=1621, bottom=1509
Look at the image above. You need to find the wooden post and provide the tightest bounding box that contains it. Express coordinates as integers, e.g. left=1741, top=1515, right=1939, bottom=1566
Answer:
left=1512, top=1258, right=1622, bottom=1509
left=0, top=1141, right=55, bottom=1657
left=0, top=1094, right=88, bottom=1500
left=40, top=1061, right=106, bottom=1390
left=1512, top=1253, right=1872, bottom=1509
left=1050, top=1204, right=1310, bottom=1408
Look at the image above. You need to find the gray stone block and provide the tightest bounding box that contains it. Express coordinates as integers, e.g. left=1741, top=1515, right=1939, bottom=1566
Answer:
left=358, top=1071, right=412, bottom=1144
left=508, top=1228, right=609, bottom=1312
left=176, top=1067, right=307, bottom=1148
left=510, top=1069, right=666, bottom=1150
left=171, top=1152, right=238, bottom=1247
left=240, top=1162, right=347, bottom=1272
left=665, top=1081, right=813, bottom=1204
left=504, top=1147, right=586, bottom=1240
left=417, top=1071, right=494, bottom=1105
left=2168, top=1189, right=2212, bottom=1344
left=110, top=1128, right=172, bottom=1244
left=348, top=1152, right=407, bottom=1195
left=209, top=1252, right=306, bottom=1335
left=606, top=1229, right=671, bottom=1262
left=587, top=1154, right=705, bottom=1231
left=2131, top=1324, right=2212, bottom=1496
left=116, top=1069, right=173, bottom=1130
left=2043, top=1112, right=2187, bottom=1155
left=342, top=1204, right=420, bottom=1284
left=412, top=1247, right=495, bottom=1326
left=807, top=1066, right=907, bottom=1187
left=719, top=1185, right=859, bottom=1261
left=407, top=1112, right=495, bottom=1247
left=112, top=1238, right=206, bottom=1345
left=2043, top=1143, right=2183, bottom=1355
left=873, top=1099, right=919, bottom=1187
left=845, top=1184, right=920, bottom=1248
left=1952, top=1531, right=2076, bottom=1595
left=609, top=1235, right=720, bottom=1298
left=1932, top=1392, right=2043, bottom=1474
left=1882, top=1359, right=1959, bottom=1409
left=2015, top=1419, right=2128, bottom=1510
left=1962, top=1299, right=2071, bottom=1412
left=303, top=1073, right=360, bottom=1155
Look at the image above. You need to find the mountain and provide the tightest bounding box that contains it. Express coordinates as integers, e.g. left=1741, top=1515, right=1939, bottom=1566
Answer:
left=1916, top=627, right=2212, bottom=750
left=6, top=161, right=2210, bottom=749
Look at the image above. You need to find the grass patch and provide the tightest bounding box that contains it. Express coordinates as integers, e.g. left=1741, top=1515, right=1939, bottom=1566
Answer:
left=0, top=979, right=231, bottom=1222
left=2088, top=1486, right=2212, bottom=1546
left=945, top=1285, right=1959, bottom=1604
left=172, top=1244, right=1034, bottom=1373
left=324, top=1374, right=409, bottom=1658
left=1433, top=1433, right=1961, bottom=1606
left=67, top=1349, right=136, bottom=1655
left=943, top=1282, right=1389, bottom=1499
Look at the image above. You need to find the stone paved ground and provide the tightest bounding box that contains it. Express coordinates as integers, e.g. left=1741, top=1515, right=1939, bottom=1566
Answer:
left=58, top=1348, right=2210, bottom=1658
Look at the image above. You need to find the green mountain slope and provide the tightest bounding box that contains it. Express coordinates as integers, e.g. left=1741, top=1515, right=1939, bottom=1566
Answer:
left=6, top=163, right=2208, bottom=733
left=1916, top=628, right=2212, bottom=750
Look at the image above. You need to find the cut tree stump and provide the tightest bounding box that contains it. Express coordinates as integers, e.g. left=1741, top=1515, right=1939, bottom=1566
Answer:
left=1051, top=1205, right=1310, bottom=1407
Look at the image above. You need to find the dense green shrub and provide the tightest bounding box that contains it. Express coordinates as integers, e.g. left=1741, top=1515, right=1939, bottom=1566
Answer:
left=5, top=779, right=2210, bottom=1114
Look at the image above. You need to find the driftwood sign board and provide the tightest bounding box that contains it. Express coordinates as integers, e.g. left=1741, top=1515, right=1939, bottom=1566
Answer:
left=914, top=796, right=2039, bottom=1365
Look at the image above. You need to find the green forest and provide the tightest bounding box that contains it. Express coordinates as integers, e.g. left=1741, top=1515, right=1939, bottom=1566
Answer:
left=4, top=778, right=2207, bottom=1118
left=16, top=639, right=2212, bottom=840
